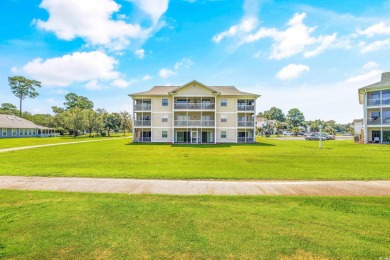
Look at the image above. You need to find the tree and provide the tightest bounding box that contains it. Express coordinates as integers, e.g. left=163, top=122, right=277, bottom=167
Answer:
left=263, top=107, right=285, bottom=122
left=286, top=108, right=305, bottom=128
left=119, top=111, right=132, bottom=136
left=104, top=112, right=121, bottom=137
left=96, top=108, right=108, bottom=135
left=64, top=93, right=94, bottom=110
left=8, top=76, right=41, bottom=117
left=0, top=103, right=18, bottom=115
left=84, top=109, right=102, bottom=137
left=63, top=108, right=86, bottom=137
left=52, top=106, right=64, bottom=114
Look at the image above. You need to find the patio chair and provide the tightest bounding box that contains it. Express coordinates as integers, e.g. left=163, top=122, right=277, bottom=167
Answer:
left=374, top=137, right=380, bottom=143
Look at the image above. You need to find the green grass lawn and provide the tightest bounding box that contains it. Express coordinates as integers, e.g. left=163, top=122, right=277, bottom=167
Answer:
left=0, top=133, right=131, bottom=149
left=0, top=138, right=389, bottom=180
left=0, top=190, right=388, bottom=259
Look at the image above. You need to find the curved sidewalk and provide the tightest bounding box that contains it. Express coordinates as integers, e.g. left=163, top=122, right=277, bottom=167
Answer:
left=0, top=176, right=389, bottom=196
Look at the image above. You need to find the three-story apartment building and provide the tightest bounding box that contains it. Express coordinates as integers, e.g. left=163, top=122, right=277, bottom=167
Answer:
left=129, top=80, right=260, bottom=143
left=359, top=72, right=390, bottom=143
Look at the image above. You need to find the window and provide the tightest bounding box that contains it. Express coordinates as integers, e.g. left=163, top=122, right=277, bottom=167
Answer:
left=162, top=115, right=168, bottom=122
left=221, top=99, right=227, bottom=106
left=2, top=129, right=7, bottom=136
left=20, top=129, right=24, bottom=136
left=221, top=116, right=227, bottom=123
left=24, top=129, right=28, bottom=135
left=12, top=129, right=17, bottom=136
left=221, top=131, right=227, bottom=138
left=162, top=131, right=168, bottom=138
left=162, top=99, right=168, bottom=106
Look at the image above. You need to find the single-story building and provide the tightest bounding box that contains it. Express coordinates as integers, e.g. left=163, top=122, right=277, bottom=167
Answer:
left=0, top=114, right=57, bottom=138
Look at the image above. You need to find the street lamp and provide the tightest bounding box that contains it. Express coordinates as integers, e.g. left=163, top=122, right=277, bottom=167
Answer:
left=319, top=125, right=322, bottom=149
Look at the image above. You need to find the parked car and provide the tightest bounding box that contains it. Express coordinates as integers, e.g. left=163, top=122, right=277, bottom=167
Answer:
left=305, top=133, right=327, bottom=141
left=283, top=131, right=293, bottom=136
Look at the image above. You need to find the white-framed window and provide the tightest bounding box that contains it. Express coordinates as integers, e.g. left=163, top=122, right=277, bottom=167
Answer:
left=221, top=99, right=227, bottom=106
left=2, top=128, right=7, bottom=136
left=162, top=99, right=168, bottom=106
left=12, top=129, right=17, bottom=136
left=24, top=129, right=28, bottom=135
left=221, top=115, right=227, bottom=123
left=20, top=129, right=24, bottom=136
left=162, top=131, right=168, bottom=138
left=221, top=131, right=227, bottom=138
left=162, top=115, right=168, bottom=122
left=33, top=130, right=36, bottom=135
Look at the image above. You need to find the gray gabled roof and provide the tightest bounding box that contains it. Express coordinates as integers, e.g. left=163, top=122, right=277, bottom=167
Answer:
left=129, top=80, right=260, bottom=97
left=358, top=72, right=390, bottom=104
left=0, top=114, right=53, bottom=129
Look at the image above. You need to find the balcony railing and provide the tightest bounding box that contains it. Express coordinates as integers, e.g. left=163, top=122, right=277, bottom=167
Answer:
left=237, top=105, right=255, bottom=111
left=367, top=118, right=381, bottom=125
left=134, top=104, right=151, bottom=111
left=237, top=137, right=254, bottom=143
left=174, top=103, right=215, bottom=110
left=383, top=98, right=390, bottom=105
left=134, top=137, right=151, bottom=142
left=367, top=98, right=390, bottom=107
left=134, top=120, right=151, bottom=127
left=174, top=120, right=215, bottom=127
left=237, top=121, right=255, bottom=127
left=382, top=118, right=390, bottom=125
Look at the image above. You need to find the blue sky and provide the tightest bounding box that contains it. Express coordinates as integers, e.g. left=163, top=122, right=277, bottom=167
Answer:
left=1, top=0, right=390, bottom=123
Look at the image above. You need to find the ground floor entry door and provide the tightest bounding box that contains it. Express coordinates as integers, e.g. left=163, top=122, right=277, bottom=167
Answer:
left=191, top=131, right=198, bottom=143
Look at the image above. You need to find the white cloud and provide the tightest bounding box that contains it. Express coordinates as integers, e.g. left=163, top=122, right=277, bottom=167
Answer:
left=34, top=0, right=168, bottom=50
left=245, top=13, right=337, bottom=59
left=174, top=58, right=193, bottom=70
left=18, top=51, right=119, bottom=87
left=363, top=61, right=379, bottom=70
left=128, top=0, right=169, bottom=24
left=143, top=75, right=152, bottom=80
left=134, top=49, right=145, bottom=59
left=357, top=22, right=390, bottom=37
left=276, top=64, right=310, bottom=81
left=213, top=17, right=258, bottom=43
left=359, top=39, right=390, bottom=53
left=159, top=68, right=176, bottom=78
left=344, top=69, right=383, bottom=84
left=111, top=79, right=132, bottom=88
left=85, top=80, right=106, bottom=91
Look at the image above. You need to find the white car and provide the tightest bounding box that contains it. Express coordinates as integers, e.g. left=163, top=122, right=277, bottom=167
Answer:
left=283, top=131, right=293, bottom=136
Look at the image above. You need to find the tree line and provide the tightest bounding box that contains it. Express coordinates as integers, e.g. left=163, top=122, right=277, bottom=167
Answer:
left=257, top=106, right=354, bottom=135
left=2, top=76, right=132, bottom=137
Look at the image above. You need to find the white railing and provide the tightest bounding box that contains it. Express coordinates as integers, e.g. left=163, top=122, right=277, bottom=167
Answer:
left=382, top=98, right=390, bottom=105
left=237, top=137, right=254, bottom=143
left=134, top=104, right=151, bottom=111
left=174, top=120, right=215, bottom=127
left=367, top=118, right=381, bottom=125
left=237, top=105, right=255, bottom=111
left=174, top=103, right=215, bottom=110
left=382, top=118, right=390, bottom=125
left=134, top=120, right=151, bottom=127
left=367, top=99, right=381, bottom=106
left=237, top=121, right=255, bottom=127
left=134, top=137, right=151, bottom=142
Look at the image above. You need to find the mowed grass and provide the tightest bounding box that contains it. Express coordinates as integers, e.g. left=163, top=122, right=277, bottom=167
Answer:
left=0, top=190, right=389, bottom=259
left=0, top=137, right=389, bottom=180
left=0, top=134, right=131, bottom=149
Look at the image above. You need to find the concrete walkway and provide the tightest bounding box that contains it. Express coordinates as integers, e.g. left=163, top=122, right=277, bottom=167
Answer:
left=0, top=137, right=129, bottom=153
left=0, top=176, right=389, bottom=196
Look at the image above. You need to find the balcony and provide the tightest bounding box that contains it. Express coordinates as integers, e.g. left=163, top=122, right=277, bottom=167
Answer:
left=367, top=118, right=381, bottom=125
left=237, top=137, right=254, bottom=143
left=174, top=103, right=215, bottom=110
left=382, top=118, right=390, bottom=125
left=134, top=104, right=151, bottom=111
left=237, top=121, right=255, bottom=127
left=134, top=137, right=151, bottom=142
left=174, top=120, right=215, bottom=127
left=237, top=105, right=255, bottom=111
left=134, top=120, right=151, bottom=127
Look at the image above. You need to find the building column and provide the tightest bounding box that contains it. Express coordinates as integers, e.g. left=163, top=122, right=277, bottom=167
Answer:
left=364, top=92, right=368, bottom=143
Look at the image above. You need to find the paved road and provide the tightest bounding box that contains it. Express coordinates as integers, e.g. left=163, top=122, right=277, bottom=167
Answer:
left=0, top=176, right=389, bottom=196
left=0, top=137, right=129, bottom=153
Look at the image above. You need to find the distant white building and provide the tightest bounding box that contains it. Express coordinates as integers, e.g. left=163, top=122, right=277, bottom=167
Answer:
left=256, top=117, right=278, bottom=134
left=352, top=119, right=363, bottom=136
left=0, top=114, right=56, bottom=138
